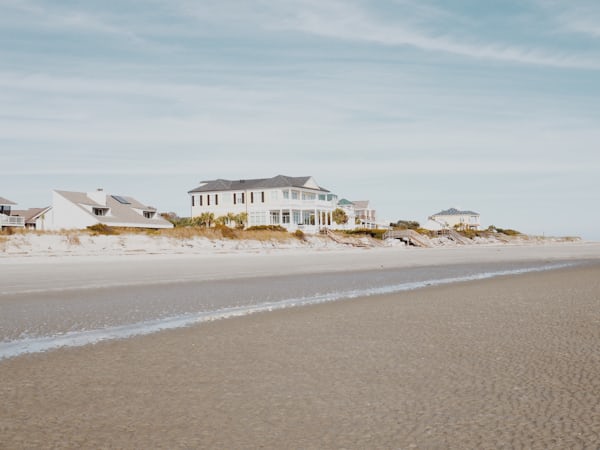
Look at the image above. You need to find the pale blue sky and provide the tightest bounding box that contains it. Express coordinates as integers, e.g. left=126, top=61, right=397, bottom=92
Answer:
left=1, top=1, right=599, bottom=238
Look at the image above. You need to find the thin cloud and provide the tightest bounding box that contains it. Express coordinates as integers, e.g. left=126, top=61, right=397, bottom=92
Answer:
left=268, top=0, right=599, bottom=69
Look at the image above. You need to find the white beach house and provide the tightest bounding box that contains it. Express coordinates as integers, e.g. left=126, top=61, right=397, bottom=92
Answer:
left=188, top=175, right=339, bottom=233
left=46, top=189, right=173, bottom=230
left=427, top=208, right=480, bottom=231
left=0, top=196, right=25, bottom=230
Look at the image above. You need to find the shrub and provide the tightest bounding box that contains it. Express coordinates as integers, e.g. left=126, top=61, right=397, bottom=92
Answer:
left=214, top=223, right=237, bottom=239
left=332, top=208, right=348, bottom=225
left=87, top=223, right=119, bottom=235
left=294, top=229, right=305, bottom=240
left=343, top=228, right=388, bottom=240
left=246, top=225, right=287, bottom=232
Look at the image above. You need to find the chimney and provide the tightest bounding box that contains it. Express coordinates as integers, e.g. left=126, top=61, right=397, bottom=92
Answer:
left=88, top=189, right=107, bottom=205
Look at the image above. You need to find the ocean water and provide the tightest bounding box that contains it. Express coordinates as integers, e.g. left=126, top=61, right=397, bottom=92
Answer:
left=0, top=260, right=578, bottom=360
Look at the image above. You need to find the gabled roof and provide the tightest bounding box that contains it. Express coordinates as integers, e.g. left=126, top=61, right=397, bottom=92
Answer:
left=0, top=196, right=16, bottom=206
left=54, top=190, right=171, bottom=228
left=432, top=207, right=479, bottom=216
left=188, top=175, right=330, bottom=194
left=352, top=200, right=371, bottom=209
left=11, top=207, right=51, bottom=224
left=338, top=198, right=354, bottom=206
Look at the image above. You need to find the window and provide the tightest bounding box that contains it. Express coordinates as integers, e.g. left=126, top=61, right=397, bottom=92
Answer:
left=93, top=207, right=107, bottom=216
left=282, top=211, right=290, bottom=224
left=291, top=190, right=299, bottom=200
left=215, top=194, right=219, bottom=205
left=302, top=211, right=312, bottom=224
left=207, top=195, right=210, bottom=206
left=250, top=192, right=254, bottom=203
left=199, top=195, right=203, bottom=206
left=282, top=190, right=289, bottom=199
left=241, top=193, right=244, bottom=204
left=261, top=191, right=265, bottom=203
left=318, top=194, right=326, bottom=201
left=143, top=211, right=155, bottom=219
left=302, top=192, right=316, bottom=201
left=270, top=211, right=280, bottom=224
left=293, top=210, right=301, bottom=224
left=270, top=191, right=278, bottom=201
left=249, top=211, right=267, bottom=226
left=234, top=193, right=244, bottom=204
left=192, top=195, right=195, bottom=207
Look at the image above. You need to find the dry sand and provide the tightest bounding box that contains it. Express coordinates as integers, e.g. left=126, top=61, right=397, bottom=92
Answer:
left=1, top=262, right=600, bottom=448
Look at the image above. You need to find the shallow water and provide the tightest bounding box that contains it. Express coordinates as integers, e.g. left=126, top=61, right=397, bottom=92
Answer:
left=0, top=260, right=581, bottom=359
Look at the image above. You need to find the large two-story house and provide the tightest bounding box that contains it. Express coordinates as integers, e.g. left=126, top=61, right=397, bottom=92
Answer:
left=188, top=175, right=338, bottom=233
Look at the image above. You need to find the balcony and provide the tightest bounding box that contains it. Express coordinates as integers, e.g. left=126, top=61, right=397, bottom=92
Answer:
left=0, top=214, right=25, bottom=227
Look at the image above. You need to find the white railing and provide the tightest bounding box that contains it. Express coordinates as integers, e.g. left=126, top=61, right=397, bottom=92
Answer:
left=0, top=214, right=25, bottom=227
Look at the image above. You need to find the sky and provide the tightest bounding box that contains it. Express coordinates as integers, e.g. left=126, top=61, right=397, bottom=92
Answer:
left=1, top=0, right=599, bottom=239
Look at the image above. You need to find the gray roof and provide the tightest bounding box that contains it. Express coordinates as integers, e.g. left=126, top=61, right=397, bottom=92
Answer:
left=0, top=196, right=16, bottom=206
left=11, top=207, right=51, bottom=224
left=188, top=175, right=330, bottom=194
left=55, top=190, right=171, bottom=228
left=432, top=207, right=479, bottom=216
left=352, top=200, right=371, bottom=209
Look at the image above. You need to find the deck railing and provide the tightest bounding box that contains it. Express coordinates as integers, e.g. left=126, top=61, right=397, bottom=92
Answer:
left=0, top=214, right=25, bottom=227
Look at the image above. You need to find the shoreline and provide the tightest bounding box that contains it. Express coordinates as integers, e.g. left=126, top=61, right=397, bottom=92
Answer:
left=0, top=259, right=580, bottom=360
left=2, top=262, right=600, bottom=448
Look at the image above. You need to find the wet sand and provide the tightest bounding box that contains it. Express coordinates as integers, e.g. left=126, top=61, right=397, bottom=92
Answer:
left=2, top=263, right=600, bottom=448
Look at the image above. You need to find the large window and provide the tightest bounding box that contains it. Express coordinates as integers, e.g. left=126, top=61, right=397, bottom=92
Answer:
left=270, top=211, right=280, bottom=224
left=293, top=210, right=301, bottom=224
left=302, top=192, right=316, bottom=201
left=249, top=211, right=267, bottom=226
left=291, top=190, right=299, bottom=200
left=282, top=211, right=290, bottom=224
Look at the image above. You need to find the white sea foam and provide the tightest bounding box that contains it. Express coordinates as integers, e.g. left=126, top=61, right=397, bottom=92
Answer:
left=0, top=262, right=574, bottom=361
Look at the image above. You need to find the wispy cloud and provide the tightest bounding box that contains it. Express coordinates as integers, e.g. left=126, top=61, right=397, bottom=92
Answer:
left=177, top=0, right=600, bottom=69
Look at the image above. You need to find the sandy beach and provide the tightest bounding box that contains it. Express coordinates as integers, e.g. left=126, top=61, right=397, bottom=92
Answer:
left=1, top=245, right=600, bottom=448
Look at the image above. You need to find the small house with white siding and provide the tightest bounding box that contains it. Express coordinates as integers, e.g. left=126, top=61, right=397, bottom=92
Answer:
left=428, top=207, right=480, bottom=231
left=0, top=196, right=25, bottom=230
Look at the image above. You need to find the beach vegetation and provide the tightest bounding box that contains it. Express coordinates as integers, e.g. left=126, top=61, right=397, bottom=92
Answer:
left=246, top=225, right=287, bottom=232
left=487, top=225, right=522, bottom=236
left=392, top=220, right=420, bottom=230
left=65, top=233, right=81, bottom=245
left=343, top=228, right=388, bottom=239
left=193, top=212, right=215, bottom=228
left=332, top=208, right=348, bottom=225
left=87, top=223, right=119, bottom=235
left=294, top=229, right=305, bottom=240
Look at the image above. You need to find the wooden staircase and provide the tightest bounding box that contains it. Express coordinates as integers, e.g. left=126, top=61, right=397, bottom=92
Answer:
left=383, top=230, right=433, bottom=248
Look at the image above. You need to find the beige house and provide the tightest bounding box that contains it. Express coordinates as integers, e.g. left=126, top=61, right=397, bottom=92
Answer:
left=428, top=208, right=480, bottom=231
